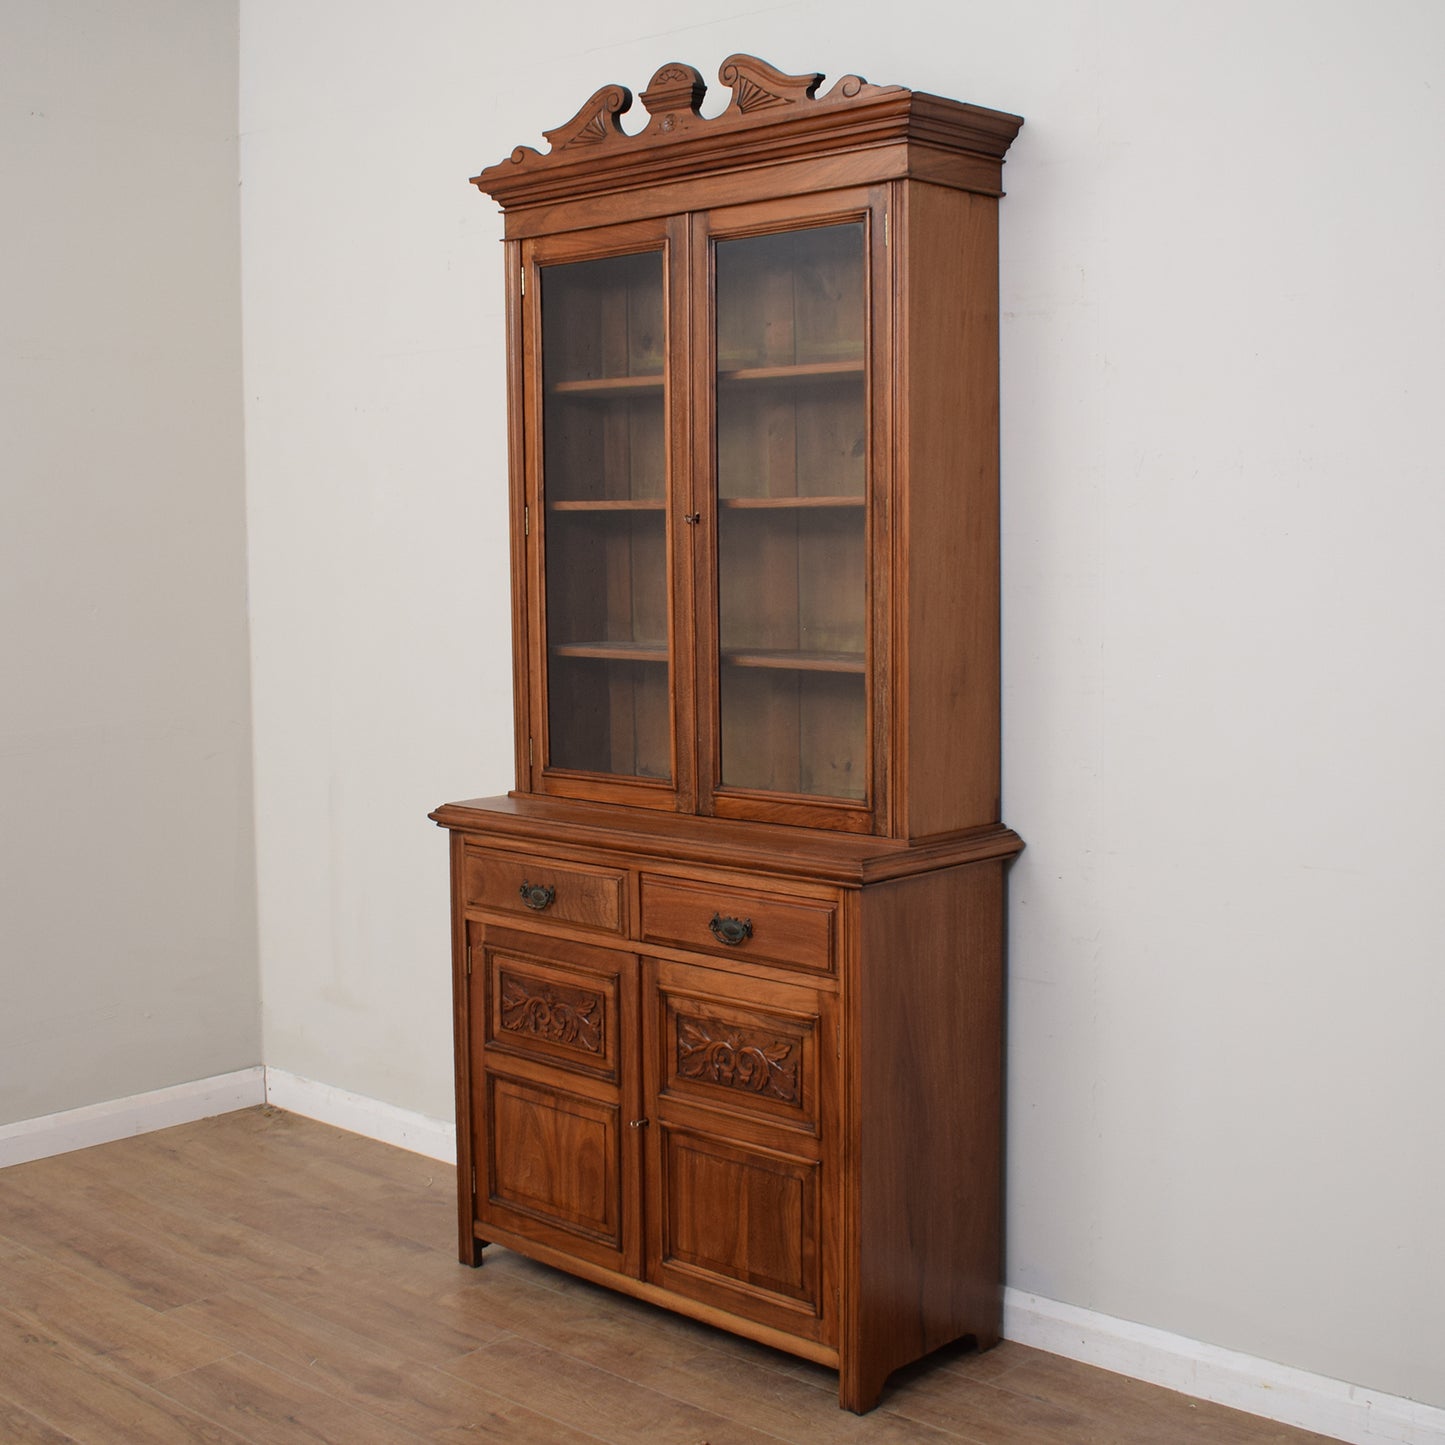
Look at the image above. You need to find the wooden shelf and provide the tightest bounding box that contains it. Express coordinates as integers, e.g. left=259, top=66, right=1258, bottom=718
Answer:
left=549, top=499, right=666, bottom=512
left=551, top=374, right=664, bottom=396
left=717, top=360, right=864, bottom=384
left=718, top=496, right=865, bottom=510
left=551, top=640, right=668, bottom=662
left=720, top=648, right=866, bottom=674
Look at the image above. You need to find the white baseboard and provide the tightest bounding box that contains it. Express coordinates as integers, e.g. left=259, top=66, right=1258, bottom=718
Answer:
left=1005, top=1289, right=1445, bottom=1445
left=0, top=1065, right=454, bottom=1170
left=261, top=1066, right=455, bottom=1164
left=0, top=1067, right=266, bottom=1168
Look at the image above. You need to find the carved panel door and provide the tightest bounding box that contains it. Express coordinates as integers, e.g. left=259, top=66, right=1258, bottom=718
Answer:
left=468, top=923, right=643, bottom=1276
left=641, top=958, right=838, bottom=1344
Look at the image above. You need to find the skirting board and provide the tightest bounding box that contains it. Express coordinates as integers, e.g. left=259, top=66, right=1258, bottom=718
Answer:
left=1005, top=1290, right=1445, bottom=1445
left=0, top=1065, right=454, bottom=1170
left=0, top=1067, right=266, bottom=1168
left=261, top=1066, right=455, bottom=1164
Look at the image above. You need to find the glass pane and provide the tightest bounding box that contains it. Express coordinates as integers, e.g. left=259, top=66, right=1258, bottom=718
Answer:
left=714, top=222, right=868, bottom=802
left=541, top=250, right=670, bottom=780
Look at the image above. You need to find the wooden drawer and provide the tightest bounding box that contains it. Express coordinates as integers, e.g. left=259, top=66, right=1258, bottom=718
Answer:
left=462, top=845, right=625, bottom=934
left=639, top=874, right=836, bottom=974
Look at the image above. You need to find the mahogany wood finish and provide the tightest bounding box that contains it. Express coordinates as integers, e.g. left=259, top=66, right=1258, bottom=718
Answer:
left=438, top=54, right=1024, bottom=1412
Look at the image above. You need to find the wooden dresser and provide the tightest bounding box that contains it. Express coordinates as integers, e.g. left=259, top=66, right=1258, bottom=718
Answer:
left=432, top=53, right=1023, bottom=1412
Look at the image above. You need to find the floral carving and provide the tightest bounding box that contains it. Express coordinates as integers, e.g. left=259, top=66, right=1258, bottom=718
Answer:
left=500, top=973, right=603, bottom=1055
left=676, top=1016, right=801, bottom=1105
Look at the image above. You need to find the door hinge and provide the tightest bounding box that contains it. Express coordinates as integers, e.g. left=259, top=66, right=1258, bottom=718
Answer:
left=471, top=1163, right=477, bottom=1194
left=520, top=267, right=526, bottom=297
left=884, top=211, right=890, bottom=246
left=466, top=941, right=473, bottom=975
left=524, top=504, right=529, bottom=536
left=528, top=736, right=534, bottom=766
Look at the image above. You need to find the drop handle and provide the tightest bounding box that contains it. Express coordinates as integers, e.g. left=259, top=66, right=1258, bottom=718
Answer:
left=518, top=882, right=556, bottom=912
left=628, top=1118, right=650, bottom=1129
left=708, top=913, right=753, bottom=947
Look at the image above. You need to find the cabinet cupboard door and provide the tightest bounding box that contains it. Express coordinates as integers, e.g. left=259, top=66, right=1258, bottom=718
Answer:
left=517, top=196, right=890, bottom=835
left=524, top=220, right=693, bottom=813
left=643, top=958, right=837, bottom=1343
left=469, top=924, right=642, bottom=1275
left=695, top=190, right=889, bottom=833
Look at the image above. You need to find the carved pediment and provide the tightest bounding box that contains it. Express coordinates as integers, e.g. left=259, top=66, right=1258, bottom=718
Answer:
left=470, top=53, right=1023, bottom=211
left=473, top=53, right=898, bottom=190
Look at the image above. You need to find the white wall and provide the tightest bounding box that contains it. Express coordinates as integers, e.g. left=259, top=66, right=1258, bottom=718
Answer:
left=238, top=0, right=1445, bottom=1412
left=0, top=1, right=259, bottom=1123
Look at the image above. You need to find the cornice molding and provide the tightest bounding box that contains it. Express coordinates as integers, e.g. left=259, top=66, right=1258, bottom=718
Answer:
left=471, top=54, right=1022, bottom=211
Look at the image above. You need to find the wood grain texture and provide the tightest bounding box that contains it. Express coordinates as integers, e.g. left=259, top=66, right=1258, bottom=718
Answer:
left=462, top=842, right=627, bottom=933
left=639, top=870, right=837, bottom=974
left=845, top=859, right=1007, bottom=1410
left=0, top=1109, right=1343, bottom=1444
left=896, top=179, right=1004, bottom=836
left=431, top=792, right=1023, bottom=885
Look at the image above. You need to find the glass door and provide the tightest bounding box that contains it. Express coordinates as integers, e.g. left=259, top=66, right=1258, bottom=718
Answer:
left=704, top=205, right=876, bottom=824
left=528, top=223, right=687, bottom=807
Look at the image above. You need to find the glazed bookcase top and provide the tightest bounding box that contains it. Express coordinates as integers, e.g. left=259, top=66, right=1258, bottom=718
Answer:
left=470, top=53, right=1023, bottom=212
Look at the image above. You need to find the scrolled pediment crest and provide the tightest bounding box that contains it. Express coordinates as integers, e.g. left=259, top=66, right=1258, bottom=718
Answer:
left=530, top=82, right=633, bottom=159
left=473, top=52, right=901, bottom=191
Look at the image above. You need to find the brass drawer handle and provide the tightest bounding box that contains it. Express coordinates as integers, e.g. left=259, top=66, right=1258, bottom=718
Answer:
left=708, top=913, right=753, bottom=947
left=519, top=882, right=557, bottom=912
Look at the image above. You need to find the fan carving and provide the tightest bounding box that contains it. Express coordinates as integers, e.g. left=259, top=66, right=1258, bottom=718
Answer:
left=539, top=83, right=632, bottom=155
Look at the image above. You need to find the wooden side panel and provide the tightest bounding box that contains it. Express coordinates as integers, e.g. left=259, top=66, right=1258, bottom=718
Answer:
left=897, top=181, right=1003, bottom=836
left=452, top=845, right=482, bottom=1266
left=842, top=860, right=1006, bottom=1411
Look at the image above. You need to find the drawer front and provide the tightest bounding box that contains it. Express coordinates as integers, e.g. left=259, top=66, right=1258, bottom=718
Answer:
left=639, top=874, right=836, bottom=973
left=463, top=846, right=624, bottom=934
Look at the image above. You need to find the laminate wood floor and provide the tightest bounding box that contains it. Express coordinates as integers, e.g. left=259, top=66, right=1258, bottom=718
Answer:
left=0, top=1108, right=1340, bottom=1444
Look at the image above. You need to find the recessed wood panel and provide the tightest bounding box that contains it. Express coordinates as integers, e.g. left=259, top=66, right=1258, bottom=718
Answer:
left=660, top=1126, right=819, bottom=1310
left=485, top=1074, right=621, bottom=1248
